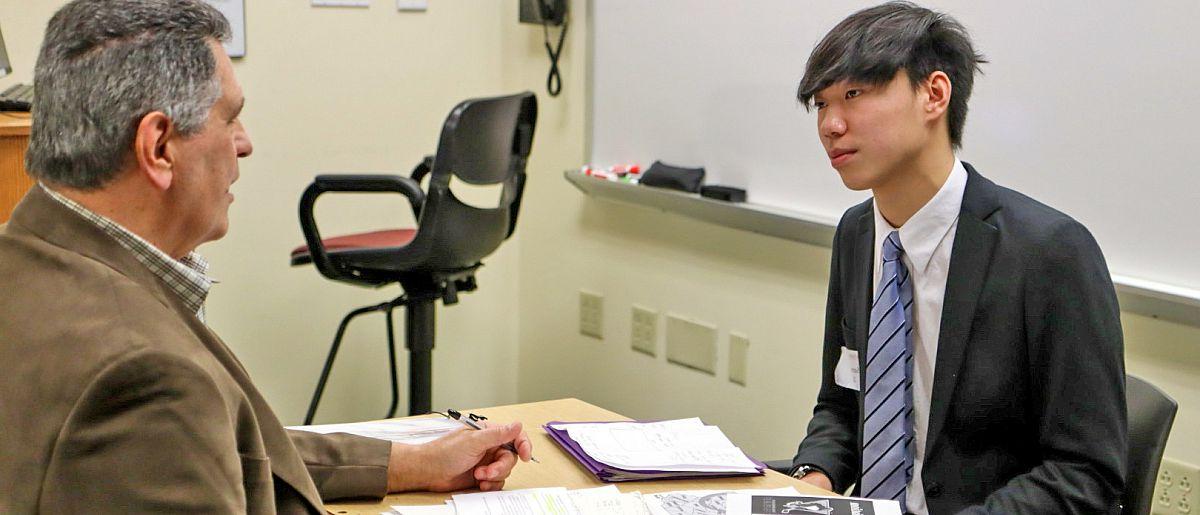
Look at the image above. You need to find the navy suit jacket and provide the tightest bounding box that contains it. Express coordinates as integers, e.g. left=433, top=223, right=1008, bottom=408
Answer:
left=792, top=163, right=1127, bottom=514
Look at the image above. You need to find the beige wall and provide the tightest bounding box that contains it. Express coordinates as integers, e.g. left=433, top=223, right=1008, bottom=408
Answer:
left=4, top=0, right=1196, bottom=472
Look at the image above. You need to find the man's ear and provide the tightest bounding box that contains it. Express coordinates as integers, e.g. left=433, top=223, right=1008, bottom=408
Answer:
left=924, top=71, right=952, bottom=121
left=132, top=111, right=175, bottom=191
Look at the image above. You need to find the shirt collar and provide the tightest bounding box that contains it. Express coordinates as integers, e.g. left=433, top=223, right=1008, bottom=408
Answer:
left=873, top=159, right=968, bottom=273
left=39, top=183, right=215, bottom=319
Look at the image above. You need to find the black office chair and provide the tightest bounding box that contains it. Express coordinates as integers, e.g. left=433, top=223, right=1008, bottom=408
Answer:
left=291, top=92, right=537, bottom=423
left=1123, top=374, right=1177, bottom=515
left=766, top=374, right=1179, bottom=514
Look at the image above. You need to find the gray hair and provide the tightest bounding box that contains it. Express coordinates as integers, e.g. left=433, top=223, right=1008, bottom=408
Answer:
left=26, top=0, right=231, bottom=189
left=798, top=2, right=986, bottom=149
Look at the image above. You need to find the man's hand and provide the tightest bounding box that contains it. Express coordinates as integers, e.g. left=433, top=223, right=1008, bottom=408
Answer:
left=798, top=471, right=834, bottom=492
left=387, top=422, right=533, bottom=493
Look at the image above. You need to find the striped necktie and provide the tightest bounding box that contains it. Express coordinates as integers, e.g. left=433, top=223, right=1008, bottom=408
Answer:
left=861, top=230, right=914, bottom=507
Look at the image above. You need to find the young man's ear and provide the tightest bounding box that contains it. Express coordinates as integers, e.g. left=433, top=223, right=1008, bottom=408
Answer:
left=923, top=71, right=952, bottom=121
left=132, top=111, right=176, bottom=191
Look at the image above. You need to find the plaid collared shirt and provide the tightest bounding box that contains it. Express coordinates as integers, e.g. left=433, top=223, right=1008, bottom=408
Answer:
left=41, top=184, right=215, bottom=322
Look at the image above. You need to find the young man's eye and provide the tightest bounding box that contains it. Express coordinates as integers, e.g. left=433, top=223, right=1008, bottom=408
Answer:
left=845, top=89, right=862, bottom=99
left=814, top=101, right=827, bottom=110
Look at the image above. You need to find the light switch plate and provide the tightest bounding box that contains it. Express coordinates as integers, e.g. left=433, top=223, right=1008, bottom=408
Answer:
left=665, top=314, right=717, bottom=375
left=728, top=332, right=750, bottom=386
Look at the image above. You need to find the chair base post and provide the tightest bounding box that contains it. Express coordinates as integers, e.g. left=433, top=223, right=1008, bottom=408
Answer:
left=405, top=297, right=436, bottom=415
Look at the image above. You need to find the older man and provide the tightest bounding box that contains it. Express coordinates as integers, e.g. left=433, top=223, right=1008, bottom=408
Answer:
left=0, top=1, right=531, bottom=513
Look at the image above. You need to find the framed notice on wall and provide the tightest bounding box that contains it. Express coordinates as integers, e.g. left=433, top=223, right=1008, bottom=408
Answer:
left=203, top=0, right=246, bottom=58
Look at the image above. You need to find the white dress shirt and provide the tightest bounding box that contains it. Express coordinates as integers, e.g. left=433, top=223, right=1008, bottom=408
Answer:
left=871, top=160, right=968, bottom=515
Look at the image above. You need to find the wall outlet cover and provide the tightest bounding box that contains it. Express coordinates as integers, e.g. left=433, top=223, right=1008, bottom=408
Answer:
left=1153, top=457, right=1199, bottom=515
left=579, top=291, right=604, bottom=340
left=631, top=305, right=658, bottom=356
left=728, top=332, right=750, bottom=386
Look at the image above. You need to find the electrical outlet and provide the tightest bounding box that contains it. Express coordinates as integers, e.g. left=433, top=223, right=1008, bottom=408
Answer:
left=579, top=291, right=604, bottom=339
left=1155, top=458, right=1200, bottom=515
left=1159, top=490, right=1174, bottom=513
left=631, top=305, right=658, bottom=356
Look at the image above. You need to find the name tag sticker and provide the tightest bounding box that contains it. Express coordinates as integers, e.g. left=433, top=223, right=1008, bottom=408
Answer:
left=834, top=346, right=860, bottom=391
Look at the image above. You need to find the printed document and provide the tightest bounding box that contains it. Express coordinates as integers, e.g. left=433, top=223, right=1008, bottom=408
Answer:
left=288, top=417, right=462, bottom=444
left=726, top=493, right=903, bottom=515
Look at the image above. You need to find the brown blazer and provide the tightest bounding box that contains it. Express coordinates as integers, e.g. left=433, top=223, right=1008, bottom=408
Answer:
left=0, top=187, right=392, bottom=514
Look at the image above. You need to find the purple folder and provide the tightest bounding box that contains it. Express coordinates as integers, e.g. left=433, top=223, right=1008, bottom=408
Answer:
left=543, top=420, right=766, bottom=483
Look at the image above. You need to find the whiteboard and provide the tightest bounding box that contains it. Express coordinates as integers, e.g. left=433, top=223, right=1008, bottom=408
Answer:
left=589, top=1, right=1200, bottom=291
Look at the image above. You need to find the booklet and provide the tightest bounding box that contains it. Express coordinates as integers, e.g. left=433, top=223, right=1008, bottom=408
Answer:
left=726, top=493, right=903, bottom=515
left=544, top=419, right=765, bottom=482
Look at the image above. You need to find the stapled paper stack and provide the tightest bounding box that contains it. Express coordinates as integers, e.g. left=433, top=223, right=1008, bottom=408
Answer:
left=543, top=418, right=765, bottom=482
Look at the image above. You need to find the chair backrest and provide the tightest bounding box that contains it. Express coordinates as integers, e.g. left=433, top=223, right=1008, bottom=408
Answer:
left=401, top=91, right=537, bottom=271
left=1123, top=374, right=1178, bottom=515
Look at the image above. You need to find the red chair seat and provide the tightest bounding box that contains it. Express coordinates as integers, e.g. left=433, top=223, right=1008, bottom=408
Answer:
left=291, top=229, right=417, bottom=259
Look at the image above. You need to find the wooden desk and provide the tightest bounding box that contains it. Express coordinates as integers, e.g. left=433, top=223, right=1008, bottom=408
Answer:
left=0, top=112, right=34, bottom=224
left=327, top=398, right=830, bottom=514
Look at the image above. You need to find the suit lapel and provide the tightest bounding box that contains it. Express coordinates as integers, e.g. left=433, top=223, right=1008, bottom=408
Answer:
left=924, top=163, right=1001, bottom=461
left=852, top=206, right=874, bottom=386
left=178, top=314, right=327, bottom=512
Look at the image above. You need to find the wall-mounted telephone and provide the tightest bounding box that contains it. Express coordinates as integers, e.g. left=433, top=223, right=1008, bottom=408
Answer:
left=519, top=0, right=567, bottom=27
left=519, top=0, right=569, bottom=97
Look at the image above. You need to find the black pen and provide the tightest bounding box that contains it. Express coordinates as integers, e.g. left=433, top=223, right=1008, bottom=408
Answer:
left=442, top=409, right=539, bottom=463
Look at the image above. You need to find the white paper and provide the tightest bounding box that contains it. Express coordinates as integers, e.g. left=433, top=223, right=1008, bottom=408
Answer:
left=559, top=419, right=759, bottom=472
left=388, top=505, right=455, bottom=515
left=834, top=347, right=860, bottom=391
left=287, top=417, right=462, bottom=444
left=726, top=492, right=902, bottom=515
left=452, top=487, right=578, bottom=515
left=643, top=488, right=798, bottom=515
left=202, top=0, right=246, bottom=57
left=567, top=486, right=649, bottom=515
left=450, top=487, right=651, bottom=515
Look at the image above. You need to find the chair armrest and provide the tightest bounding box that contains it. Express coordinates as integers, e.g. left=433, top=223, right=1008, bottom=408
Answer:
left=410, top=155, right=434, bottom=184
left=298, top=174, right=425, bottom=283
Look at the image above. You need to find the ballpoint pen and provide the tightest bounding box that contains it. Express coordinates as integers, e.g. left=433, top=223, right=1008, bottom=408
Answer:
left=441, top=409, right=539, bottom=463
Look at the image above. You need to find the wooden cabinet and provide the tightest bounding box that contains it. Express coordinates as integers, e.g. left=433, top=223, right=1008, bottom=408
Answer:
left=0, top=112, right=33, bottom=223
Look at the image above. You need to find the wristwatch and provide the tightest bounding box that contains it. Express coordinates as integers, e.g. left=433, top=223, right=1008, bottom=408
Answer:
left=791, top=464, right=824, bottom=479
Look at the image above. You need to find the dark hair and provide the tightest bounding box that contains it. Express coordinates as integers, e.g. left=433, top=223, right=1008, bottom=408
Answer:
left=26, top=0, right=231, bottom=190
left=797, top=1, right=986, bottom=148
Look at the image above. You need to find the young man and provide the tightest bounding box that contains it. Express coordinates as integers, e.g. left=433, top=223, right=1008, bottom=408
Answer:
left=0, top=1, right=530, bottom=512
left=788, top=3, right=1126, bottom=514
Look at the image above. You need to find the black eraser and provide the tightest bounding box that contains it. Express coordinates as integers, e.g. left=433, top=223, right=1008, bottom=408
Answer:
left=700, top=185, right=747, bottom=202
